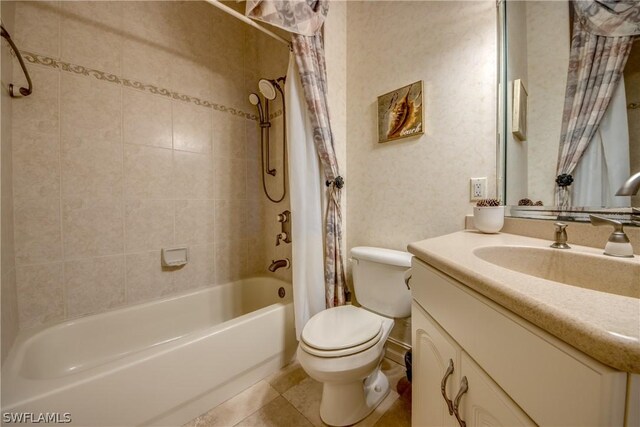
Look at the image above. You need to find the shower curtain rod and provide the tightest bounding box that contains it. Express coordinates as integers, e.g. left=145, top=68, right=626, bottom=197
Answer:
left=204, top=0, right=292, bottom=49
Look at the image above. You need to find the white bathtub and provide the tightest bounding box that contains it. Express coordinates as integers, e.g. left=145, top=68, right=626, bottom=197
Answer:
left=1, top=277, right=296, bottom=426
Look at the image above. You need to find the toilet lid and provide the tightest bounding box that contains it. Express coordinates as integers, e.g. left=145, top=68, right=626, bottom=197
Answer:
left=302, top=305, right=383, bottom=351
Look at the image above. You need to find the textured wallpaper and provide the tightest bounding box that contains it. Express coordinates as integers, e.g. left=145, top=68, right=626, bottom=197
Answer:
left=346, top=1, right=497, bottom=252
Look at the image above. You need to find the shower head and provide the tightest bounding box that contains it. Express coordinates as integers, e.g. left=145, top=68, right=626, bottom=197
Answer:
left=249, top=92, right=264, bottom=122
left=249, top=93, right=260, bottom=106
left=258, top=79, right=278, bottom=101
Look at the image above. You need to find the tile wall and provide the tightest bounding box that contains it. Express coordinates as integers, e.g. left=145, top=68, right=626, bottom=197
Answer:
left=1, top=1, right=19, bottom=364
left=9, top=0, right=290, bottom=330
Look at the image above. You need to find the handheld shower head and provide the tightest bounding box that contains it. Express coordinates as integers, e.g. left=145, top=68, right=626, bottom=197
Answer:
left=249, top=92, right=264, bottom=122
left=259, top=79, right=278, bottom=100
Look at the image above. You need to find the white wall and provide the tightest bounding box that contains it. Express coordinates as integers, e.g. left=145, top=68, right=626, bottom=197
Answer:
left=505, top=0, right=529, bottom=205
left=526, top=1, right=570, bottom=206
left=346, top=1, right=497, bottom=252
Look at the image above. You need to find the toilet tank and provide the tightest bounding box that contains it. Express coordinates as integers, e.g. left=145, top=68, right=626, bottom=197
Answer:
left=350, top=247, right=412, bottom=318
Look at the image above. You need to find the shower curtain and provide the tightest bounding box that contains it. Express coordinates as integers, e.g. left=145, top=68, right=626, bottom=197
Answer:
left=285, top=53, right=326, bottom=338
left=572, top=78, right=631, bottom=207
left=554, top=0, right=639, bottom=206
left=246, top=0, right=348, bottom=324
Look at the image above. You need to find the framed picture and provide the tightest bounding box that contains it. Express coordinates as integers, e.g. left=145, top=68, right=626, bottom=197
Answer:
left=512, top=79, right=527, bottom=141
left=377, top=81, right=424, bottom=143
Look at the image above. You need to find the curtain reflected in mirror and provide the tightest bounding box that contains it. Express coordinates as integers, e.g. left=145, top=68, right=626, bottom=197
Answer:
left=499, top=0, right=640, bottom=214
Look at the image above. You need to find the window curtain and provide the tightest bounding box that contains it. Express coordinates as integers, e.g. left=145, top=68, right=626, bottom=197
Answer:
left=246, top=0, right=347, bottom=308
left=555, top=0, right=639, bottom=207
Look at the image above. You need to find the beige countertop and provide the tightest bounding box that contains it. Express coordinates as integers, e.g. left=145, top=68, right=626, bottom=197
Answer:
left=408, top=230, right=640, bottom=373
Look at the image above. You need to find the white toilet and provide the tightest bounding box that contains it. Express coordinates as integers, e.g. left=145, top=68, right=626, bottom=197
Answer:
left=297, top=246, right=412, bottom=426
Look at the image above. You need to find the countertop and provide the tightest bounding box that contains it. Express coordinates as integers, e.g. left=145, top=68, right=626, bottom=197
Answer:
left=408, top=230, right=640, bottom=373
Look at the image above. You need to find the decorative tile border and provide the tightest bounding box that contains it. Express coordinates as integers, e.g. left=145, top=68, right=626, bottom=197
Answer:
left=21, top=51, right=287, bottom=122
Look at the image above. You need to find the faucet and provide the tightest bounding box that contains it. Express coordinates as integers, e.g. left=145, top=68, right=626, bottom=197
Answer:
left=550, top=222, right=570, bottom=249
left=268, top=258, right=290, bottom=272
left=276, top=211, right=291, bottom=246
left=589, top=215, right=634, bottom=258
left=276, top=232, right=288, bottom=246
left=616, top=171, right=640, bottom=196
left=615, top=173, right=640, bottom=226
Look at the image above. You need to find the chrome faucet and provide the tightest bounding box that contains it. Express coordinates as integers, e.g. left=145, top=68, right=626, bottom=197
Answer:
left=615, top=173, right=639, bottom=226
left=550, top=222, right=570, bottom=249
left=616, top=171, right=640, bottom=196
left=268, top=258, right=290, bottom=272
left=589, top=215, right=634, bottom=258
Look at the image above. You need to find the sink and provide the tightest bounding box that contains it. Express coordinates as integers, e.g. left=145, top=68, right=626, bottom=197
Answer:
left=473, top=246, right=640, bottom=299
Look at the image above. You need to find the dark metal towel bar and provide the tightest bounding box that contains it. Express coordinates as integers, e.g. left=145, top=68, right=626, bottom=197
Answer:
left=0, top=22, right=32, bottom=98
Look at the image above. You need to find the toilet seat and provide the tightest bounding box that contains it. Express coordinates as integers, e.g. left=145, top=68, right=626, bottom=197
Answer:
left=301, top=305, right=385, bottom=358
left=300, top=328, right=383, bottom=357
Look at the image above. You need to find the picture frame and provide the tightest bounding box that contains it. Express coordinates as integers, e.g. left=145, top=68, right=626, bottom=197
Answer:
left=512, top=79, right=528, bottom=141
left=377, top=81, right=424, bottom=143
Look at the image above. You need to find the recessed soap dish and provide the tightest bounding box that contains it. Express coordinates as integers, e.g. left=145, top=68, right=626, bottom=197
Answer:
left=161, top=247, right=188, bottom=267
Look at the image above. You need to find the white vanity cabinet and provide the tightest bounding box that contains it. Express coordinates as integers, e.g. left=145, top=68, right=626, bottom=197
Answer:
left=413, top=301, right=535, bottom=427
left=411, top=259, right=630, bottom=427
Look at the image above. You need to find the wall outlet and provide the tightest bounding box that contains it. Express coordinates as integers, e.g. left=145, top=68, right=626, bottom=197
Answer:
left=470, top=177, right=487, bottom=201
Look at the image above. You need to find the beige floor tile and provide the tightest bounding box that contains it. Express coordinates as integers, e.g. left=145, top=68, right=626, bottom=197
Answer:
left=266, top=361, right=309, bottom=394
left=234, top=396, right=312, bottom=427
left=354, top=390, right=399, bottom=427
left=184, top=381, right=279, bottom=427
left=372, top=386, right=411, bottom=427
left=282, top=377, right=324, bottom=427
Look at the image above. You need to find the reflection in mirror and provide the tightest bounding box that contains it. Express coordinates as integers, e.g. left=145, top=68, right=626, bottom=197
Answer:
left=498, top=0, right=640, bottom=222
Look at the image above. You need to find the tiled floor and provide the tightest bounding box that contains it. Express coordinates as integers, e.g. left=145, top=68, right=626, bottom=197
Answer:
left=184, top=358, right=412, bottom=427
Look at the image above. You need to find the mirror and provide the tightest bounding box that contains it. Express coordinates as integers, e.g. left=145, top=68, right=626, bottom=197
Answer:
left=497, top=0, right=639, bottom=223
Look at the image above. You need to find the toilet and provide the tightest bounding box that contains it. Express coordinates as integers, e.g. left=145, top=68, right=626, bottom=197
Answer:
left=297, top=246, right=412, bottom=426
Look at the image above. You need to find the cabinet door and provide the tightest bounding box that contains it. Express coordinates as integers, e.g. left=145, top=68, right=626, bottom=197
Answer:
left=412, top=301, right=459, bottom=427
left=454, top=351, right=537, bottom=427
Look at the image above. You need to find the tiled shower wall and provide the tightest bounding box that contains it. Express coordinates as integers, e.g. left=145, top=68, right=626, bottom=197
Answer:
left=1, top=1, right=19, bottom=364
left=10, top=1, right=290, bottom=330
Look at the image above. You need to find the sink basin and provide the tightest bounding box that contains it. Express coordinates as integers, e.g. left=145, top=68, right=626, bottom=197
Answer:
left=473, top=246, right=640, bottom=299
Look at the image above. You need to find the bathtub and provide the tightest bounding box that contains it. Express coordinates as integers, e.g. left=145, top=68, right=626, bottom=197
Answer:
left=1, top=277, right=296, bottom=426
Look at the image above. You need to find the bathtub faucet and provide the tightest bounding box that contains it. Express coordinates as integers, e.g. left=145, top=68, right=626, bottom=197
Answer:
left=269, top=258, right=290, bottom=272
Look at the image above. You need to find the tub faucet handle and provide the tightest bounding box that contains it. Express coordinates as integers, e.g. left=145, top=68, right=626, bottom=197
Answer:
left=276, top=232, right=288, bottom=246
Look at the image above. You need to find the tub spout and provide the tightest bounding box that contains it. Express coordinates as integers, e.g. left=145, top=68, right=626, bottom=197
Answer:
left=269, top=258, right=290, bottom=272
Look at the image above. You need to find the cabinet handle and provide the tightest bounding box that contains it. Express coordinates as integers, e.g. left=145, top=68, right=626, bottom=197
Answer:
left=453, top=376, right=469, bottom=427
left=440, top=359, right=455, bottom=415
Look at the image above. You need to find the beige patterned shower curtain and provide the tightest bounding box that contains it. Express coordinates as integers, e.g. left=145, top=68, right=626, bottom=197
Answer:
left=555, top=0, right=639, bottom=206
left=246, top=0, right=346, bottom=307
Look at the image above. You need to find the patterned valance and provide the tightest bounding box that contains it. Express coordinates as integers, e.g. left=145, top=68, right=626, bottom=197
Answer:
left=245, top=0, right=328, bottom=36
left=574, top=0, right=640, bottom=36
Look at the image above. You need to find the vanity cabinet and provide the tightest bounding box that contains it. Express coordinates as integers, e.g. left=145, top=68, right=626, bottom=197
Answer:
left=411, top=259, right=630, bottom=427
left=413, top=302, right=535, bottom=427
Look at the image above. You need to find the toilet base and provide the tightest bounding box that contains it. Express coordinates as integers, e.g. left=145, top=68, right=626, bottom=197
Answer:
left=319, top=368, right=390, bottom=426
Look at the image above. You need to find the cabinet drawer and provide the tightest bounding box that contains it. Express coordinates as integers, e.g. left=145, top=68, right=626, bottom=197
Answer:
left=412, top=259, right=626, bottom=427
